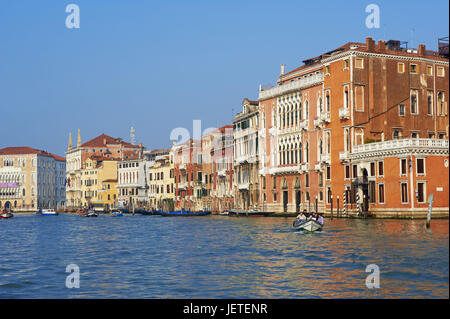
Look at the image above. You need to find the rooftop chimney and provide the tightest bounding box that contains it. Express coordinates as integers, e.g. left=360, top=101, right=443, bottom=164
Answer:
left=378, top=40, right=386, bottom=52
left=366, top=37, right=375, bottom=52
left=418, top=44, right=426, bottom=57
left=280, top=64, right=285, bottom=75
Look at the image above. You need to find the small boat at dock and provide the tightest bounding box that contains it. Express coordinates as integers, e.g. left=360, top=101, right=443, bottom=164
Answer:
left=228, top=209, right=274, bottom=217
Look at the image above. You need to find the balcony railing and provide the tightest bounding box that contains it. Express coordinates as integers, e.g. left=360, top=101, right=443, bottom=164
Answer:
left=319, top=112, right=330, bottom=123
left=217, top=169, right=226, bottom=177
left=258, top=73, right=324, bottom=100
left=299, top=120, right=308, bottom=130
left=269, top=165, right=300, bottom=175
left=314, top=163, right=321, bottom=171
left=320, top=153, right=330, bottom=163
left=313, top=118, right=322, bottom=128
left=339, top=107, right=349, bottom=119
left=238, top=182, right=250, bottom=190
left=300, top=163, right=309, bottom=172
left=339, top=151, right=349, bottom=162
left=352, top=138, right=449, bottom=154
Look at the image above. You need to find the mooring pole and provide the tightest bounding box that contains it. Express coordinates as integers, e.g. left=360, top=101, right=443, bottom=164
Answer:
left=315, top=196, right=318, bottom=214
left=330, top=195, right=333, bottom=219
left=337, top=195, right=340, bottom=217
left=426, top=193, right=434, bottom=229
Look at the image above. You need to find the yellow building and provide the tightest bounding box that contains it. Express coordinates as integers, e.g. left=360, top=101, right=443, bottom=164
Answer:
left=80, top=156, right=118, bottom=210
left=148, top=154, right=175, bottom=210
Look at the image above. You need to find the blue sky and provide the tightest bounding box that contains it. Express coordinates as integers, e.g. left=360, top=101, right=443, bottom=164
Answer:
left=0, top=0, right=448, bottom=156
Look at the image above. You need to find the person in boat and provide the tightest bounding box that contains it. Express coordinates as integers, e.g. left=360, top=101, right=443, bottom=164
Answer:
left=308, top=211, right=317, bottom=221
left=317, top=213, right=324, bottom=225
left=296, top=211, right=307, bottom=223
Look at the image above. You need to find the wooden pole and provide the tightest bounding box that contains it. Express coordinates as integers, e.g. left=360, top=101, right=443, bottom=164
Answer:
left=337, top=195, right=340, bottom=217
left=426, top=193, right=433, bottom=229
left=330, top=195, right=333, bottom=219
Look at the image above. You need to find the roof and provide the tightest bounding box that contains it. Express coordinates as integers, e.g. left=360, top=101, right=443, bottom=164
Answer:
left=0, top=146, right=65, bottom=161
left=81, top=134, right=141, bottom=149
left=102, top=179, right=118, bottom=183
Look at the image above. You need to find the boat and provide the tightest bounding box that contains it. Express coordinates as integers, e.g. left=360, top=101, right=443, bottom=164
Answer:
left=85, top=211, right=98, bottom=217
left=36, top=209, right=59, bottom=216
left=219, top=210, right=229, bottom=216
left=228, top=209, right=274, bottom=217
left=111, top=211, right=123, bottom=217
left=293, top=219, right=323, bottom=232
left=159, top=210, right=211, bottom=217
left=0, top=209, right=13, bottom=219
left=134, top=209, right=154, bottom=215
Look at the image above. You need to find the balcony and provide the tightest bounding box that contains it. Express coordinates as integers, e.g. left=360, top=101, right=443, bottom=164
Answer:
left=351, top=138, right=449, bottom=159
left=217, top=169, right=226, bottom=177
left=179, top=163, right=186, bottom=171
left=313, top=118, right=322, bottom=128
left=269, top=165, right=300, bottom=175
left=258, top=73, right=324, bottom=100
left=177, top=182, right=187, bottom=190
left=314, top=163, right=321, bottom=171
left=339, top=107, right=350, bottom=119
left=299, top=120, right=308, bottom=130
left=319, top=112, right=330, bottom=123
left=339, top=151, right=350, bottom=162
left=238, top=182, right=250, bottom=190
left=320, top=153, right=330, bottom=163
left=300, top=163, right=309, bottom=172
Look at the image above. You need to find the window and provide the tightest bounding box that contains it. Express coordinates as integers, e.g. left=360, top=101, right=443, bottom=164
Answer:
left=327, top=187, right=332, bottom=204
left=325, top=65, right=330, bottom=74
left=427, top=93, right=433, bottom=115
left=437, top=92, right=447, bottom=116
left=398, top=63, right=405, bottom=73
left=400, top=158, right=407, bottom=176
left=352, top=165, right=358, bottom=178
left=273, top=192, right=277, bottom=202
left=370, top=162, right=375, bottom=176
left=437, top=67, right=445, bottom=77
left=393, top=129, right=401, bottom=139
left=427, top=65, right=433, bottom=76
left=345, top=165, right=350, bottom=179
left=378, top=183, right=385, bottom=204
left=378, top=161, right=384, bottom=176
left=416, top=158, right=425, bottom=175
left=410, top=64, right=418, bottom=74
left=399, top=104, right=405, bottom=116
left=355, top=85, right=364, bottom=111
left=355, top=58, right=364, bottom=69
left=401, top=182, right=408, bottom=203
left=417, top=182, right=426, bottom=203
left=410, top=90, right=418, bottom=114
left=369, top=181, right=376, bottom=203
left=326, top=166, right=331, bottom=180
left=343, top=59, right=349, bottom=69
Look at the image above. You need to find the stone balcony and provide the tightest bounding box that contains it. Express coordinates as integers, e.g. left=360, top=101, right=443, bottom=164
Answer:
left=314, top=163, right=321, bottom=171
left=319, top=112, right=330, bottom=123
left=320, top=153, right=330, bottom=163
left=300, top=163, right=309, bottom=172
left=339, top=151, right=350, bottom=162
left=339, top=107, right=350, bottom=119
left=313, top=118, right=322, bottom=128
left=350, top=138, right=449, bottom=160
left=238, top=182, right=250, bottom=190
left=299, top=120, right=308, bottom=130
left=269, top=164, right=300, bottom=175
left=178, top=182, right=187, bottom=189
left=258, top=73, right=324, bottom=100
left=217, top=169, right=227, bottom=177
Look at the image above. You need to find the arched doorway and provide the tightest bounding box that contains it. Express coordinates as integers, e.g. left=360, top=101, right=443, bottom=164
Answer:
left=4, top=201, right=11, bottom=211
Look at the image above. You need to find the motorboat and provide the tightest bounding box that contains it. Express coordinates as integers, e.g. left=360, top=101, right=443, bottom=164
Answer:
left=293, top=219, right=323, bottom=232
left=111, top=211, right=123, bottom=217
left=0, top=209, right=13, bottom=219
left=36, top=209, right=59, bottom=216
left=85, top=210, right=98, bottom=217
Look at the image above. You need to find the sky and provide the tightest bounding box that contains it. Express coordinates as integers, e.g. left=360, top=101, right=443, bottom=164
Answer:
left=0, top=0, right=448, bottom=156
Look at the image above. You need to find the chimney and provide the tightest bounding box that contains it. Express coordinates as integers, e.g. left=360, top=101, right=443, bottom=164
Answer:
left=280, top=64, right=285, bottom=75
left=103, top=138, right=106, bottom=145
left=77, top=129, right=81, bottom=147
left=366, top=37, right=375, bottom=52
left=418, top=44, right=426, bottom=57
left=378, top=40, right=386, bottom=52
left=68, top=132, right=72, bottom=150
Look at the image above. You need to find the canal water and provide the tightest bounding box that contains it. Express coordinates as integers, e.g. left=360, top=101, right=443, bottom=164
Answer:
left=0, top=214, right=448, bottom=298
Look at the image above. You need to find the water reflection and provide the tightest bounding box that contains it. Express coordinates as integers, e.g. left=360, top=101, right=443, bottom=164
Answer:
left=0, top=215, right=448, bottom=298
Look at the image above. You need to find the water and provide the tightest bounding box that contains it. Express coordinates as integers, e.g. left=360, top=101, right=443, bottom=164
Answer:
left=0, top=214, right=448, bottom=298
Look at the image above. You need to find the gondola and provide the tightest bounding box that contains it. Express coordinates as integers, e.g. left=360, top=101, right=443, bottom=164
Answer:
left=0, top=209, right=13, bottom=219
left=159, top=210, right=211, bottom=217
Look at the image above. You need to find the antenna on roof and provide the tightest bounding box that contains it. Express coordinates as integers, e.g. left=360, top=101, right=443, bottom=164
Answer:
left=130, top=126, right=136, bottom=145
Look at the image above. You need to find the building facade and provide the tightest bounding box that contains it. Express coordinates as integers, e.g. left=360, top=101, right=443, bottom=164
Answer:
left=0, top=146, right=65, bottom=211
left=65, top=131, right=143, bottom=209
left=233, top=98, right=260, bottom=211
left=257, top=37, right=449, bottom=216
